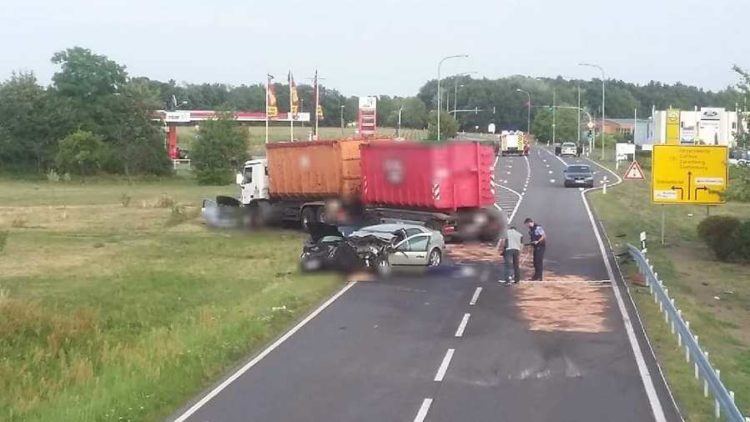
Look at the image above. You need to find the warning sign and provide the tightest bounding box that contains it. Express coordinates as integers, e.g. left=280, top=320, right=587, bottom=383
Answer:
left=624, top=161, right=645, bottom=180
left=651, top=145, right=728, bottom=204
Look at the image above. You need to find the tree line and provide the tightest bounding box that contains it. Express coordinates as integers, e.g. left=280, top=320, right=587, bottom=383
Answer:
left=1, top=46, right=747, bottom=176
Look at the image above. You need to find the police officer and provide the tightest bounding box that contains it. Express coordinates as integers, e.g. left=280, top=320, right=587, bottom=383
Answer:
left=524, top=217, right=546, bottom=281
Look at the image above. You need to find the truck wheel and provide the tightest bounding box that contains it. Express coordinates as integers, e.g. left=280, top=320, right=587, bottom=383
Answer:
left=428, top=249, right=442, bottom=267
left=301, top=207, right=317, bottom=232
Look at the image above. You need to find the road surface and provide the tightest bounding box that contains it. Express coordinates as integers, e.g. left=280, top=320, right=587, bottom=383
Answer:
left=170, top=146, right=681, bottom=422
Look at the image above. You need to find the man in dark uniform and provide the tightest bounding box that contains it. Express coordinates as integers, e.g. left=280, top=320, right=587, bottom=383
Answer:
left=524, top=217, right=546, bottom=281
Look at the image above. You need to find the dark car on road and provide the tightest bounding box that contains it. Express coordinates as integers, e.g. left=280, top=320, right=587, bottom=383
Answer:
left=563, top=164, right=594, bottom=188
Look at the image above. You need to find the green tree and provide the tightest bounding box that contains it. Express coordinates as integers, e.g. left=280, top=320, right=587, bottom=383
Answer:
left=531, top=107, right=579, bottom=143
left=56, top=130, right=106, bottom=175
left=427, top=110, right=459, bottom=140
left=400, top=97, right=429, bottom=128
left=0, top=72, right=74, bottom=172
left=192, top=113, right=248, bottom=185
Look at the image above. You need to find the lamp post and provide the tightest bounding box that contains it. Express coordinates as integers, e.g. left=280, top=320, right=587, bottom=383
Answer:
left=397, top=106, right=404, bottom=138
left=437, top=54, right=468, bottom=141
left=580, top=63, right=606, bottom=159
left=515, top=88, right=531, bottom=134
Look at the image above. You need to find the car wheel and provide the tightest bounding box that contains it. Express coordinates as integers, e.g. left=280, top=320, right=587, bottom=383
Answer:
left=428, top=248, right=442, bottom=267
left=375, top=256, right=391, bottom=276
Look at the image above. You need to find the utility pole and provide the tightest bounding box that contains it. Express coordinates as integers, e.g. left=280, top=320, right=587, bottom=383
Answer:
left=397, top=106, right=403, bottom=138
left=577, top=85, right=581, bottom=145
left=552, top=89, right=557, bottom=144
left=437, top=54, right=469, bottom=141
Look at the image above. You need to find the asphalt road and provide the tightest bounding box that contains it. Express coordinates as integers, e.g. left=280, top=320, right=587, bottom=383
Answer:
left=170, top=145, right=681, bottom=422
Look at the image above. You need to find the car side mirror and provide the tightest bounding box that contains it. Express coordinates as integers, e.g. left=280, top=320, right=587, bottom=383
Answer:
left=235, top=173, right=244, bottom=185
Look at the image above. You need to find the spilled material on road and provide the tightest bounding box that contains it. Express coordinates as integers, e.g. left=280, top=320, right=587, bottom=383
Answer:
left=515, top=284, right=611, bottom=333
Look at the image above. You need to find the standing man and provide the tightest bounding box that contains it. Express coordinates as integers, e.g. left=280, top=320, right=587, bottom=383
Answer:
left=499, top=226, right=523, bottom=284
left=524, top=217, right=546, bottom=281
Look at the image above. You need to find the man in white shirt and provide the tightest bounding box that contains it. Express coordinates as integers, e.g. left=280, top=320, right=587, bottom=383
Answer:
left=499, top=226, right=523, bottom=284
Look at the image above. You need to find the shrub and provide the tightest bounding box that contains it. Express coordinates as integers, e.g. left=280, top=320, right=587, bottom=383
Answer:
left=56, top=130, right=106, bottom=176
left=733, top=221, right=750, bottom=263
left=46, top=169, right=60, bottom=183
left=155, top=194, right=175, bottom=208
left=697, top=215, right=741, bottom=261
left=724, top=166, right=750, bottom=202
left=191, top=112, right=248, bottom=185
left=120, top=193, right=132, bottom=208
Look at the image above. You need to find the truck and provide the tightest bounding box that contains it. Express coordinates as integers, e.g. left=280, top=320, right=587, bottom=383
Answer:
left=499, top=130, right=528, bottom=156
left=205, top=139, right=503, bottom=241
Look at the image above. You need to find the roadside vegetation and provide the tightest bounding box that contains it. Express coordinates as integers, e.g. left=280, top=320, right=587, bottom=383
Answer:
left=0, top=178, right=340, bottom=421
left=588, top=152, right=750, bottom=420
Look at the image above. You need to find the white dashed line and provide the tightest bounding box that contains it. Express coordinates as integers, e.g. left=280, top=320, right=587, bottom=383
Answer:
left=434, top=349, right=455, bottom=381
left=455, top=313, right=471, bottom=337
left=470, top=287, right=482, bottom=305
left=413, top=398, right=433, bottom=422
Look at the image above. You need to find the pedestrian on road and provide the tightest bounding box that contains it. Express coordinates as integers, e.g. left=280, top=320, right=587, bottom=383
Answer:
left=498, top=226, right=523, bottom=284
left=524, top=217, right=546, bottom=281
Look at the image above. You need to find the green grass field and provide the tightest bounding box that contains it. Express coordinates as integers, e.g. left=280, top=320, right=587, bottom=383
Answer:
left=177, top=126, right=428, bottom=155
left=588, top=152, right=750, bottom=420
left=0, top=178, right=340, bottom=421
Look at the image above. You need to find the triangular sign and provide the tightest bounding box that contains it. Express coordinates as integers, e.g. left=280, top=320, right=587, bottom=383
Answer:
left=624, top=160, right=645, bottom=180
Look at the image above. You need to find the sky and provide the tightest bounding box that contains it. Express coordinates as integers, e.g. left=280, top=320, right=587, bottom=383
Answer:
left=2, top=0, right=749, bottom=97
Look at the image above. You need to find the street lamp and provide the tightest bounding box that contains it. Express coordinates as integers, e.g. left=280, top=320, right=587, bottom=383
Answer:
left=397, top=106, right=404, bottom=138
left=515, top=88, right=531, bottom=135
left=437, top=54, right=469, bottom=141
left=579, top=62, right=606, bottom=159
left=452, top=71, right=476, bottom=118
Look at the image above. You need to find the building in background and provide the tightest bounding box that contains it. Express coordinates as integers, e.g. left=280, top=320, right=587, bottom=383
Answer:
left=648, top=107, right=742, bottom=147
left=583, top=118, right=650, bottom=144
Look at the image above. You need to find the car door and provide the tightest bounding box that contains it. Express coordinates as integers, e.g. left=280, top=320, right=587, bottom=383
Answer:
left=390, top=233, right=432, bottom=266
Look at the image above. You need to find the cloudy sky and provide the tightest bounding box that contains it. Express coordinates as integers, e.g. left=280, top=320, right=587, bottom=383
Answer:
left=2, top=0, right=748, bottom=96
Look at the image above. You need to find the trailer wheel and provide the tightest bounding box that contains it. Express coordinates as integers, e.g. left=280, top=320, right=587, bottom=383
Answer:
left=301, top=207, right=317, bottom=232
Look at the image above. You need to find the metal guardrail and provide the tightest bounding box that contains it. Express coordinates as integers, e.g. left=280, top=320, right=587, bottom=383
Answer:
left=627, top=243, right=748, bottom=421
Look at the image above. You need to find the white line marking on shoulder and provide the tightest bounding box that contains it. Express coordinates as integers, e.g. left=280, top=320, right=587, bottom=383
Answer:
left=172, top=282, right=358, bottom=422
left=579, top=163, right=666, bottom=421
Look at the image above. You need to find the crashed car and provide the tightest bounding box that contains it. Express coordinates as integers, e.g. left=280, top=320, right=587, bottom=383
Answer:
left=299, top=223, right=445, bottom=275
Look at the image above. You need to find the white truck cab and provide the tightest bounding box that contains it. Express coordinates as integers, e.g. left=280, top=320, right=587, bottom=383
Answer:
left=237, top=159, right=270, bottom=205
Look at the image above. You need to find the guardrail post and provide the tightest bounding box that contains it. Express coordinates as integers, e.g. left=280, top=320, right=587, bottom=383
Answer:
left=716, top=398, right=720, bottom=419
left=695, top=360, right=699, bottom=379
left=704, top=350, right=710, bottom=397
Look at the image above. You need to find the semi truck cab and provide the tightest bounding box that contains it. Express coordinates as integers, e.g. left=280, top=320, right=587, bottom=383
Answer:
left=238, top=159, right=270, bottom=205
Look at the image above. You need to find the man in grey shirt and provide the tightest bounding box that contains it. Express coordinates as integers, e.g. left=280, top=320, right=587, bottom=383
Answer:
left=499, top=226, right=523, bottom=284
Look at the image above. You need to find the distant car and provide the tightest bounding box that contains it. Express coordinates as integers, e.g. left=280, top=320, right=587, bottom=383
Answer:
left=560, top=142, right=578, bottom=157
left=563, top=164, right=594, bottom=188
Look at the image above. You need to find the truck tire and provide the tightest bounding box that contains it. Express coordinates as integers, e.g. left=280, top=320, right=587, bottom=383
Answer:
left=301, top=207, right=318, bottom=232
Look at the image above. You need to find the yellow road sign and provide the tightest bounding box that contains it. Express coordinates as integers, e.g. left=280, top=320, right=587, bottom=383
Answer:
left=652, top=145, right=728, bottom=204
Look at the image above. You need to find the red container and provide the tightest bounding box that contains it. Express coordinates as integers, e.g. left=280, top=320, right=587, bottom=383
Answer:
left=360, top=141, right=495, bottom=211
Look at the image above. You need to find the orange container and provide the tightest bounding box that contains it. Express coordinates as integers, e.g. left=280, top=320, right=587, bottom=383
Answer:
left=266, top=139, right=365, bottom=200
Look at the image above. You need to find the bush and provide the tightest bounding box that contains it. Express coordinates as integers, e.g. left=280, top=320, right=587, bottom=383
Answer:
left=734, top=221, right=750, bottom=263
left=427, top=110, right=458, bottom=140
left=56, top=130, right=106, bottom=176
left=724, top=166, right=750, bottom=202
left=697, top=215, right=741, bottom=261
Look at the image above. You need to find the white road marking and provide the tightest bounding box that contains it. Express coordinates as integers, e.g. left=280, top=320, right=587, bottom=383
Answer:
left=414, top=398, right=433, bottom=422
left=172, top=282, right=358, bottom=422
left=579, top=161, right=666, bottom=422
left=549, top=179, right=556, bottom=183
left=434, top=349, right=455, bottom=381
left=548, top=170, right=553, bottom=174
left=469, top=287, right=482, bottom=305
left=455, top=313, right=471, bottom=337
left=498, top=184, right=523, bottom=223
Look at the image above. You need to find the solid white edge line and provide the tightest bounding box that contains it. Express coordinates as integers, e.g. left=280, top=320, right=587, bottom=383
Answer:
left=455, top=313, right=471, bottom=337
left=578, top=165, right=667, bottom=422
left=414, top=398, right=433, bottom=422
left=434, top=348, right=455, bottom=382
left=469, top=286, right=482, bottom=305
left=172, top=281, right=358, bottom=422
